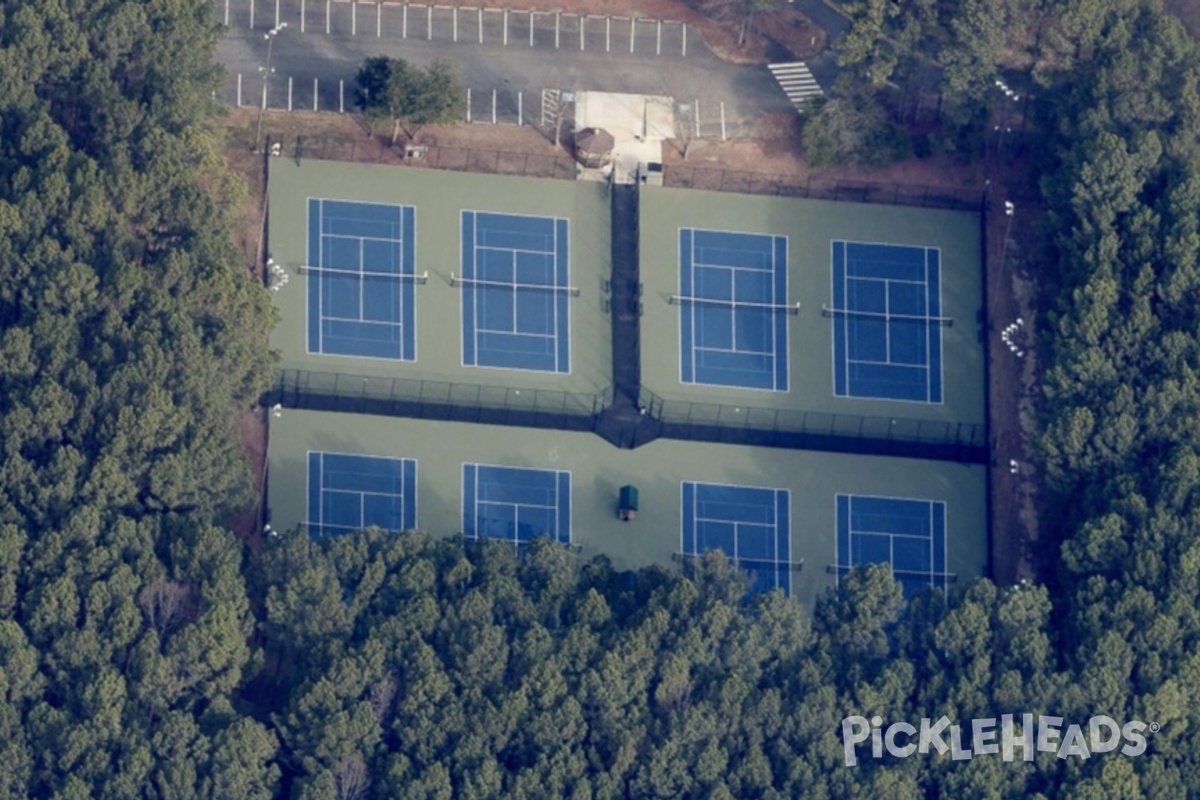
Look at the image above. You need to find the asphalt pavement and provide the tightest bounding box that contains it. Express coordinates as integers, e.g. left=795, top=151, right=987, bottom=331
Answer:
left=214, top=0, right=795, bottom=125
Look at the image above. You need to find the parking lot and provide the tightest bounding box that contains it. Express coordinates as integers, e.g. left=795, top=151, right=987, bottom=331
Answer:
left=214, top=0, right=791, bottom=132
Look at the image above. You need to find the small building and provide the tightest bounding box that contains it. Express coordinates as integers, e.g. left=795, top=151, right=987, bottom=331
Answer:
left=574, top=127, right=615, bottom=169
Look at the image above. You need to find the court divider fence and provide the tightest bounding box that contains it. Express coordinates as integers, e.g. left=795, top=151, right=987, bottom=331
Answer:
left=635, top=386, right=988, bottom=463
left=265, top=368, right=986, bottom=463
left=267, top=368, right=612, bottom=432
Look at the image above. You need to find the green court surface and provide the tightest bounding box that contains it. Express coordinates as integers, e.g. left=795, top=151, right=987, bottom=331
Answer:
left=268, top=159, right=613, bottom=396
left=638, top=186, right=984, bottom=431
left=268, top=409, right=988, bottom=609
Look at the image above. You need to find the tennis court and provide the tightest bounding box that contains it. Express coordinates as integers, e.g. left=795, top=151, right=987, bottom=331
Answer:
left=682, top=481, right=792, bottom=594
left=678, top=228, right=790, bottom=391
left=830, top=241, right=944, bottom=403
left=460, top=211, right=572, bottom=374
left=306, top=199, right=417, bottom=360
left=462, top=463, right=572, bottom=546
left=835, top=493, right=947, bottom=597
left=307, top=451, right=417, bottom=538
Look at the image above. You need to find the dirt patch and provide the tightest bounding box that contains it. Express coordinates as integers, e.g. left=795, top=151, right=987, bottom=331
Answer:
left=755, top=5, right=828, bottom=61
left=224, top=406, right=269, bottom=549
left=661, top=115, right=985, bottom=208
left=217, top=113, right=269, bottom=280
left=982, top=152, right=1042, bottom=586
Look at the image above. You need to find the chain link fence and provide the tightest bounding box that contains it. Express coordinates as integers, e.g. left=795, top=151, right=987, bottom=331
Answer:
left=663, top=166, right=986, bottom=211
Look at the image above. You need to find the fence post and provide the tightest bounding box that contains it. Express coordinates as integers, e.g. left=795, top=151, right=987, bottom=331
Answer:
left=237, top=73, right=242, bottom=106
left=378, top=1, right=383, bottom=36
left=694, top=98, right=700, bottom=137
left=518, top=91, right=522, bottom=125
left=352, top=0, right=357, bottom=35
left=403, top=4, right=407, bottom=37
left=225, top=0, right=230, bottom=27
left=606, top=16, right=610, bottom=51
left=300, top=0, right=305, bottom=31
left=580, top=15, right=585, bottom=50
left=630, top=16, right=635, bottom=53
left=427, top=5, right=432, bottom=40
left=313, top=78, right=318, bottom=110
left=503, top=9, right=508, bottom=44
left=682, top=23, right=686, bottom=56
left=479, top=8, right=483, bottom=43
left=720, top=101, right=725, bottom=141
left=491, top=89, right=496, bottom=124
left=288, top=76, right=293, bottom=111
left=656, top=19, right=661, bottom=55
left=275, top=0, right=280, bottom=27
left=555, top=12, right=559, bottom=48
left=453, top=6, right=457, bottom=41
left=530, top=11, right=535, bottom=46
left=339, top=79, right=344, bottom=112
left=250, top=0, right=255, bottom=29
left=326, top=0, right=331, bottom=34
left=466, top=88, right=471, bottom=122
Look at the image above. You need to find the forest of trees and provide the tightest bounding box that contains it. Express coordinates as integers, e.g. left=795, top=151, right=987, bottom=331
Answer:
left=2, top=0, right=1200, bottom=796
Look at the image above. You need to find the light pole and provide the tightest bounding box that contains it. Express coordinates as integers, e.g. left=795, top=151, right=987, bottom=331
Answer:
left=992, top=78, right=1020, bottom=166
left=1000, top=200, right=1015, bottom=274
left=254, top=22, right=287, bottom=153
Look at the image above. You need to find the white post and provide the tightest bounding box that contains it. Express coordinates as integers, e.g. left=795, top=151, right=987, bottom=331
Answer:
left=261, top=79, right=267, bottom=109
left=554, top=12, right=559, bottom=49
left=630, top=17, right=635, bottom=53
left=694, top=98, right=700, bottom=137
left=352, top=0, right=357, bottom=35
left=326, top=0, right=331, bottom=34
left=720, top=101, right=726, bottom=141
left=453, top=7, right=457, bottom=42
left=339, top=79, right=344, bottom=113
left=378, top=2, right=382, bottom=36
left=427, top=5, right=432, bottom=40
left=403, top=4, right=407, bottom=37
left=478, top=8, right=483, bottom=43
left=301, top=0, right=305, bottom=32
left=466, top=88, right=472, bottom=122
left=275, top=0, right=280, bottom=28
left=503, top=9, right=508, bottom=44
left=224, top=0, right=230, bottom=27
left=518, top=91, right=523, bottom=125
left=656, top=19, right=661, bottom=55
left=529, top=11, right=534, bottom=46
left=237, top=73, right=243, bottom=106
left=580, top=15, right=584, bottom=50
left=288, top=76, right=293, bottom=111
left=250, top=0, right=255, bottom=29
left=682, top=23, right=686, bottom=56
left=313, top=78, right=318, bottom=110
left=606, top=16, right=610, bottom=51
left=491, top=89, right=496, bottom=124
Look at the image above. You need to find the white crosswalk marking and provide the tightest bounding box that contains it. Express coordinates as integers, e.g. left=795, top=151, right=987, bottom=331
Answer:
left=768, top=62, right=823, bottom=110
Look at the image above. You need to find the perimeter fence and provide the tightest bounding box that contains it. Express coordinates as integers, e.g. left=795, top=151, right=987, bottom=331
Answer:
left=663, top=167, right=986, bottom=211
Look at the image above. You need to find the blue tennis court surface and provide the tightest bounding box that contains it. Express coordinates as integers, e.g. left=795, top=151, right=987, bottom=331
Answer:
left=831, top=241, right=943, bottom=403
left=463, top=464, right=571, bottom=546
left=682, top=482, right=791, bottom=594
left=679, top=228, right=789, bottom=391
left=307, top=199, right=416, bottom=360
left=461, top=211, right=570, bottom=373
left=307, top=452, right=417, bottom=538
left=835, top=494, right=946, bottom=597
